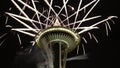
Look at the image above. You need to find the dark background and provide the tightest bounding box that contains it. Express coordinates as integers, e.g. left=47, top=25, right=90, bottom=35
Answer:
left=0, top=0, right=120, bottom=68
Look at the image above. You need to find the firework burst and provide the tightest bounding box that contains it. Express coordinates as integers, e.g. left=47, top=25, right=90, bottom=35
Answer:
left=0, top=0, right=118, bottom=67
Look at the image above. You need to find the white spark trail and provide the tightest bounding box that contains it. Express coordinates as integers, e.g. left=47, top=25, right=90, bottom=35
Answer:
left=105, top=23, right=109, bottom=36
left=7, top=14, right=38, bottom=33
left=44, top=0, right=58, bottom=17
left=73, top=0, right=83, bottom=28
left=82, top=37, right=87, bottom=43
left=18, top=0, right=52, bottom=22
left=5, top=17, right=9, bottom=24
left=67, top=5, right=74, bottom=11
left=78, top=26, right=98, bottom=34
left=67, top=54, right=88, bottom=61
left=68, top=15, right=101, bottom=26
left=77, top=45, right=79, bottom=54
left=43, top=12, right=53, bottom=28
left=83, top=0, right=99, bottom=19
left=34, top=0, right=39, bottom=3
left=110, top=19, right=115, bottom=24
left=92, top=34, right=98, bottom=43
left=11, top=0, right=39, bottom=30
left=62, top=0, right=69, bottom=28
left=12, top=28, right=40, bottom=32
left=90, top=16, right=117, bottom=27
left=78, top=16, right=117, bottom=34
left=32, top=8, right=47, bottom=20
left=29, top=48, right=33, bottom=53
left=9, top=7, right=12, bottom=11
left=82, top=44, right=86, bottom=56
left=74, top=27, right=98, bottom=30
left=19, top=0, right=28, bottom=15
left=76, top=0, right=100, bottom=29
left=6, top=12, right=46, bottom=26
left=30, top=41, right=35, bottom=46
left=32, top=13, right=36, bottom=19
left=58, top=0, right=69, bottom=15
left=61, top=14, right=66, bottom=17
left=46, top=0, right=53, bottom=28
left=84, top=7, right=86, bottom=13
left=12, top=29, right=35, bottom=37
left=88, top=32, right=92, bottom=39
left=84, top=0, right=99, bottom=18
left=106, top=21, right=111, bottom=30
left=17, top=34, right=22, bottom=45
left=0, top=33, right=8, bottom=39
left=31, top=0, right=43, bottom=29
left=63, top=0, right=96, bottom=22
left=0, top=38, right=7, bottom=46
left=44, top=0, right=66, bottom=26
left=54, top=5, right=61, bottom=9
left=5, top=7, right=12, bottom=24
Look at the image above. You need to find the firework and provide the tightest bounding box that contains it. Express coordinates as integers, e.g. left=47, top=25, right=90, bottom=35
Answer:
left=0, top=0, right=117, bottom=68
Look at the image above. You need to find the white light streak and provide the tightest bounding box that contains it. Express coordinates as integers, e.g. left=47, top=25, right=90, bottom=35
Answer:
left=46, top=0, right=53, bottom=28
left=76, top=0, right=99, bottom=27
left=82, top=44, right=86, bottom=56
left=44, top=0, right=58, bottom=17
left=12, top=29, right=35, bottom=37
left=0, top=38, right=7, bottom=46
left=92, top=34, right=98, bottom=43
left=67, top=5, right=74, bottom=11
left=18, top=0, right=52, bottom=22
left=61, top=14, right=67, bottom=17
left=78, top=16, right=117, bottom=34
left=78, top=26, right=99, bottom=34
left=110, top=19, right=115, bottom=24
left=63, top=0, right=97, bottom=22
left=31, top=0, right=42, bottom=29
left=68, top=15, right=101, bottom=26
left=12, top=28, right=39, bottom=31
left=73, top=0, right=83, bottom=28
left=0, top=33, right=7, bottom=39
left=82, top=37, right=87, bottom=43
left=12, top=0, right=39, bottom=30
left=30, top=41, right=35, bottom=46
left=6, top=12, right=44, bottom=25
left=91, top=16, right=117, bottom=27
left=88, top=32, right=92, bottom=39
left=58, top=0, right=69, bottom=15
left=5, top=17, right=9, bottom=24
left=44, top=0, right=65, bottom=26
left=6, top=12, right=38, bottom=33
left=77, top=45, right=79, bottom=54
left=17, top=34, right=22, bottom=45
left=62, top=0, right=69, bottom=28
left=106, top=21, right=111, bottom=31
left=67, top=54, right=88, bottom=61
left=105, top=23, right=109, bottom=36
left=74, top=26, right=98, bottom=30
left=54, top=5, right=61, bottom=9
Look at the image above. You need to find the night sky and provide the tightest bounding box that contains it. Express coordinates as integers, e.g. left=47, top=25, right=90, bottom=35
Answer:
left=0, top=0, right=120, bottom=68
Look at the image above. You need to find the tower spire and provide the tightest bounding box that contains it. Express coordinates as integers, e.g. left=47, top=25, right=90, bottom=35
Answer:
left=53, top=18, right=61, bottom=26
